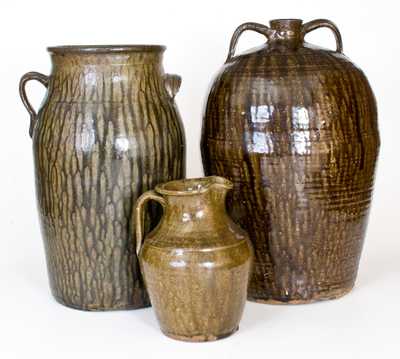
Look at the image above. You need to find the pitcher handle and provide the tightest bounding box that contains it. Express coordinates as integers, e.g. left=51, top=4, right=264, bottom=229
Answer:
left=302, top=19, right=343, bottom=53
left=19, top=71, right=49, bottom=138
left=226, top=22, right=272, bottom=61
left=135, top=190, right=166, bottom=256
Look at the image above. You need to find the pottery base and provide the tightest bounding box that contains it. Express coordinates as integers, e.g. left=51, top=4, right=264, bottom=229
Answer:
left=53, top=295, right=151, bottom=312
left=163, top=326, right=239, bottom=342
left=248, top=286, right=354, bottom=305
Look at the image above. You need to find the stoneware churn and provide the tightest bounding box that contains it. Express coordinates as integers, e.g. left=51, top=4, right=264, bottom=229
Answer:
left=201, top=19, right=380, bottom=303
left=135, top=176, right=253, bottom=341
left=19, top=45, right=186, bottom=310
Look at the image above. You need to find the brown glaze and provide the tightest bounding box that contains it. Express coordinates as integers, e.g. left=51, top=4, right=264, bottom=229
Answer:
left=19, top=45, right=186, bottom=310
left=201, top=19, right=380, bottom=303
left=135, top=177, right=253, bottom=341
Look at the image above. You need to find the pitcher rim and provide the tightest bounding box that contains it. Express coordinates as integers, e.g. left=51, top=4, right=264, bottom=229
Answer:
left=47, top=45, right=166, bottom=54
left=155, top=176, right=233, bottom=196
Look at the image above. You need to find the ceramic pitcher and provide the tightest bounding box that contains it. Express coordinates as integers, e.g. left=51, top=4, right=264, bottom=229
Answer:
left=135, top=176, right=253, bottom=341
left=19, top=45, right=185, bottom=310
left=201, top=19, right=380, bottom=303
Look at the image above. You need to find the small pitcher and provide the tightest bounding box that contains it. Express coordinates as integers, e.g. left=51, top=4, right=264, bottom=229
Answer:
left=135, top=176, right=253, bottom=342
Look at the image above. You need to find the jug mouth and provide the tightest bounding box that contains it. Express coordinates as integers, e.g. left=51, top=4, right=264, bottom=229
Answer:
left=270, top=19, right=303, bottom=26
left=47, top=45, right=166, bottom=54
left=155, top=176, right=233, bottom=196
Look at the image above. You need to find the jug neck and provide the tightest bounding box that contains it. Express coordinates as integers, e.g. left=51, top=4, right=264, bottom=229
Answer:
left=268, top=19, right=304, bottom=49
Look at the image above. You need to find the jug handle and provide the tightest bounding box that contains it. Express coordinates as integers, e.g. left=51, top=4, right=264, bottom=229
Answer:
left=135, top=190, right=166, bottom=256
left=164, top=74, right=182, bottom=99
left=302, top=19, right=343, bottom=53
left=19, top=72, right=49, bottom=138
left=226, top=22, right=273, bottom=61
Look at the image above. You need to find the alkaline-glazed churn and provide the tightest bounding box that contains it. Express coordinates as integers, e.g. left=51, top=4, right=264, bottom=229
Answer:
left=135, top=177, right=253, bottom=341
left=19, top=45, right=185, bottom=310
left=201, top=19, right=380, bottom=303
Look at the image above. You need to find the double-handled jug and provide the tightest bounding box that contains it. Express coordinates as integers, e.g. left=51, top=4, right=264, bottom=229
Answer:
left=202, top=19, right=380, bottom=303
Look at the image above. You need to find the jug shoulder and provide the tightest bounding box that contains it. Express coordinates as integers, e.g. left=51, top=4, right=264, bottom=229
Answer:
left=219, top=43, right=361, bottom=80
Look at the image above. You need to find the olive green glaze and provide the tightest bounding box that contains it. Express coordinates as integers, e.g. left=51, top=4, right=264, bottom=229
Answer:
left=135, top=177, right=253, bottom=341
left=19, top=45, right=185, bottom=310
left=201, top=19, right=380, bottom=304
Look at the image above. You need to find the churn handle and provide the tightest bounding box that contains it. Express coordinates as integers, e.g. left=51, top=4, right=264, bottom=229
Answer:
left=164, top=74, right=182, bottom=99
left=19, top=72, right=49, bottom=138
left=135, top=190, right=166, bottom=256
left=226, top=22, right=272, bottom=62
left=302, top=19, right=343, bottom=53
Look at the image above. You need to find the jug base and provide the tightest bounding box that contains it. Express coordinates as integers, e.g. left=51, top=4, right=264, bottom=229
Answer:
left=53, top=295, right=151, bottom=311
left=248, top=286, right=353, bottom=305
left=163, top=326, right=239, bottom=342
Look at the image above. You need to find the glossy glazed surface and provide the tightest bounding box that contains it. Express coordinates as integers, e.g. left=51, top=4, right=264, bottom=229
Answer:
left=19, top=46, right=185, bottom=310
left=135, top=177, right=253, bottom=341
left=201, top=19, right=380, bottom=303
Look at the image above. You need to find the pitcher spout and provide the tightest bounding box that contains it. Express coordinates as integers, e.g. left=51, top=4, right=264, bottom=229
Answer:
left=155, top=176, right=232, bottom=196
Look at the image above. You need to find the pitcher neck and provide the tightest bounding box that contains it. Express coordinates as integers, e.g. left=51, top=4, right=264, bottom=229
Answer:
left=156, top=177, right=233, bottom=227
left=164, top=191, right=227, bottom=222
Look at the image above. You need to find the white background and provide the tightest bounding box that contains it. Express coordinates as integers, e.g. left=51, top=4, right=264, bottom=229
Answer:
left=0, top=0, right=399, bottom=358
